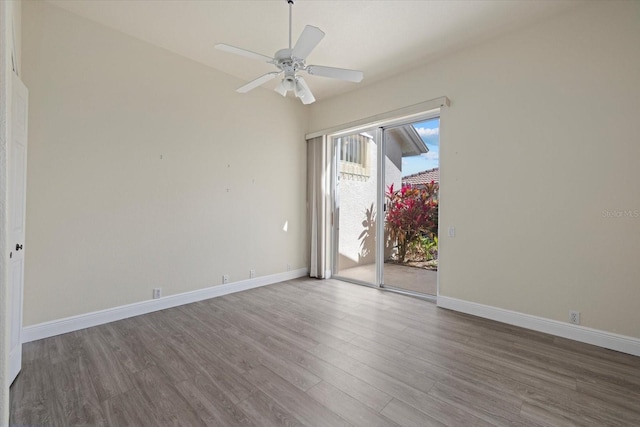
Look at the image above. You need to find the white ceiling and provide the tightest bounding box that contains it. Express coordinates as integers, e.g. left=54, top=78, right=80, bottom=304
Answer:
left=47, top=0, right=582, bottom=102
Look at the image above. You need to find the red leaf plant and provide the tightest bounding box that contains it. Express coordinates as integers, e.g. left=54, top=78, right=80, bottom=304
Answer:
left=385, top=182, right=438, bottom=263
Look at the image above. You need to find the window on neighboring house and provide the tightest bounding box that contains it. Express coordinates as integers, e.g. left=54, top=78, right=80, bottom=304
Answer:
left=338, top=133, right=371, bottom=178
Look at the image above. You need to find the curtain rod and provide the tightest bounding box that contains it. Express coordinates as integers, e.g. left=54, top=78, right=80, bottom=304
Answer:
left=305, top=96, right=450, bottom=140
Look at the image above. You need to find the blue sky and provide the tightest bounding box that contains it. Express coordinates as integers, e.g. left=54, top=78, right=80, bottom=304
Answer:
left=401, top=118, right=440, bottom=177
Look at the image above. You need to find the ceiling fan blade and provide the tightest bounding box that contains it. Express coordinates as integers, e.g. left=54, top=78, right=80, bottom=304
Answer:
left=306, top=65, right=364, bottom=83
left=237, top=72, right=281, bottom=93
left=295, top=77, right=316, bottom=105
left=292, top=25, right=325, bottom=60
left=215, top=44, right=274, bottom=63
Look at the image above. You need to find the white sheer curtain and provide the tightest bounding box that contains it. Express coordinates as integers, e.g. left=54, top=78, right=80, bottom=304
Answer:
left=307, top=135, right=331, bottom=278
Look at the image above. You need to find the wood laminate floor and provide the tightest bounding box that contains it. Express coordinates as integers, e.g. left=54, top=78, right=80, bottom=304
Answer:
left=10, top=278, right=640, bottom=426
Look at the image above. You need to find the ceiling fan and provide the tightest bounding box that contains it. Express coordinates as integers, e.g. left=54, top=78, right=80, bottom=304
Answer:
left=215, top=0, right=364, bottom=105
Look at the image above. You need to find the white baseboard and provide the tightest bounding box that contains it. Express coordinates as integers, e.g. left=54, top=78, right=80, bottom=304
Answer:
left=437, top=296, right=640, bottom=357
left=22, top=268, right=308, bottom=343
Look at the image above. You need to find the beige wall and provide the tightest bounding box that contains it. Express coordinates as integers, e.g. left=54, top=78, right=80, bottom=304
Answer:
left=310, top=1, right=640, bottom=339
left=22, top=1, right=309, bottom=326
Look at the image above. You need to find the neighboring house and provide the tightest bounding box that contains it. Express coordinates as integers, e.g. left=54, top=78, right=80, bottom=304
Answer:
left=402, top=167, right=439, bottom=188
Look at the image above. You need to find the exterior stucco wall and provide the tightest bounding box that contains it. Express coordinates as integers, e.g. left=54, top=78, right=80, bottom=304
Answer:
left=337, top=137, right=402, bottom=273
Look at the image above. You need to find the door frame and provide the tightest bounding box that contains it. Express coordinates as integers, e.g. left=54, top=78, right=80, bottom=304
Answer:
left=379, top=115, right=440, bottom=301
left=1, top=0, right=22, bottom=420
left=8, top=71, right=27, bottom=384
left=330, top=109, right=442, bottom=299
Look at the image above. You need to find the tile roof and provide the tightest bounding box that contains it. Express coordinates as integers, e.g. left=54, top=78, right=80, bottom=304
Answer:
left=402, top=167, right=439, bottom=186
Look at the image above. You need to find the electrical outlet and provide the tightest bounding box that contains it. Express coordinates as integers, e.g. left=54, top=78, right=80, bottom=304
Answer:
left=249, top=269, right=255, bottom=278
left=222, top=274, right=229, bottom=284
left=153, top=288, right=162, bottom=299
left=569, top=310, right=580, bottom=325
left=448, top=226, right=456, bottom=237
left=287, top=264, right=291, bottom=271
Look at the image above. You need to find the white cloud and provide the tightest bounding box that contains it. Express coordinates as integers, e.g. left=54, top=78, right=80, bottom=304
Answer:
left=422, top=151, right=439, bottom=160
left=416, top=127, right=439, bottom=137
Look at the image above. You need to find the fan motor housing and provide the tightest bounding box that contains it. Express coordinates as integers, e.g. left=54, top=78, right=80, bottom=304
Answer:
left=275, top=48, right=304, bottom=75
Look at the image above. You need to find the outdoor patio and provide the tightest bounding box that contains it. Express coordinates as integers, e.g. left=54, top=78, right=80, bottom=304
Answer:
left=336, top=263, right=437, bottom=296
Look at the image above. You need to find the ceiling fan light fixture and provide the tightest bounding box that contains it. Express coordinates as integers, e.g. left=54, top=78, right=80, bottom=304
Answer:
left=300, top=92, right=315, bottom=105
left=275, top=80, right=287, bottom=96
left=296, top=77, right=315, bottom=104
left=294, top=79, right=305, bottom=98
left=284, top=77, right=296, bottom=92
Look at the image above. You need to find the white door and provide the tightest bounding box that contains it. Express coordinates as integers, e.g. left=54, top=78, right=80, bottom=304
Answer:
left=8, top=71, right=28, bottom=384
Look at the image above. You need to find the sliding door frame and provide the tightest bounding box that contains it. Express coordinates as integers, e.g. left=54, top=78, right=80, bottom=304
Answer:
left=379, top=114, right=440, bottom=301
left=330, top=126, right=381, bottom=288
left=329, top=107, right=442, bottom=299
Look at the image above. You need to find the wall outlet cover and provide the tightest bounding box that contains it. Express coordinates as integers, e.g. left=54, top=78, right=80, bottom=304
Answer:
left=569, top=310, right=580, bottom=325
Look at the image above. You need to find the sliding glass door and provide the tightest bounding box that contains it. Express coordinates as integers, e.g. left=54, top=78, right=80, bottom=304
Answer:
left=332, top=129, right=379, bottom=286
left=331, top=114, right=440, bottom=298
left=381, top=118, right=440, bottom=296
